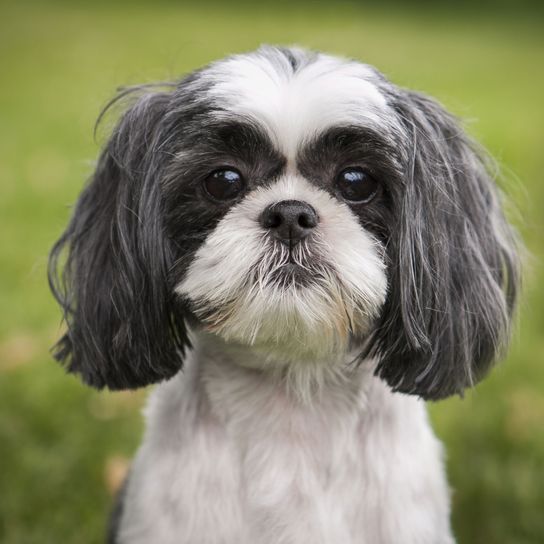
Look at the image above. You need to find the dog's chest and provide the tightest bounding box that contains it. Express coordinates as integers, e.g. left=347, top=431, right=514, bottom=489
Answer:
left=118, top=356, right=453, bottom=544
left=216, top=376, right=366, bottom=542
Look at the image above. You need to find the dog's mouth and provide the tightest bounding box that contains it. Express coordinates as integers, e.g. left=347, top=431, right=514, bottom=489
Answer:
left=268, top=262, right=314, bottom=288
left=264, top=242, right=333, bottom=290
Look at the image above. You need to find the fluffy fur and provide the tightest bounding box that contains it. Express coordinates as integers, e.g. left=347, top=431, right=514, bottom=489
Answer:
left=48, top=46, right=520, bottom=543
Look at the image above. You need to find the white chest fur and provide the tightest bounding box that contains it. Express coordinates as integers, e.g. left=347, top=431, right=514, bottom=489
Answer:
left=117, top=336, right=454, bottom=544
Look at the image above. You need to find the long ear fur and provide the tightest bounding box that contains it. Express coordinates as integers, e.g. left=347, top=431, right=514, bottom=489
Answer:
left=48, top=86, right=190, bottom=389
left=369, top=90, right=521, bottom=400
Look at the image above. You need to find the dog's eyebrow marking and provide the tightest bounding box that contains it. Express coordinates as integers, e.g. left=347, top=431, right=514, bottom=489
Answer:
left=299, top=125, right=398, bottom=158
left=175, top=119, right=284, bottom=166
left=208, top=120, right=277, bottom=156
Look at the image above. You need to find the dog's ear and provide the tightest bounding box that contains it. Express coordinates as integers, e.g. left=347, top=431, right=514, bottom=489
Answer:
left=49, top=87, right=190, bottom=390
left=368, top=90, right=521, bottom=400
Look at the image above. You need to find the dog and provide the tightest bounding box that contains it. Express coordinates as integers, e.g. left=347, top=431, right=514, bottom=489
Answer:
left=49, top=46, right=520, bottom=543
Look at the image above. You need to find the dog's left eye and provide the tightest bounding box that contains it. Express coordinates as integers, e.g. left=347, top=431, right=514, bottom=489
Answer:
left=335, top=167, right=379, bottom=203
left=203, top=168, right=244, bottom=201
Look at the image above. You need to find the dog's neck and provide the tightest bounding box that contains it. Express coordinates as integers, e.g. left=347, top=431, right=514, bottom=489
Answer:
left=186, top=330, right=377, bottom=430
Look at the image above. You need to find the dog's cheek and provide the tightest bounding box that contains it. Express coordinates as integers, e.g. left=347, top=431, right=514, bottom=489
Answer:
left=323, top=219, right=388, bottom=324
left=160, top=182, right=234, bottom=293
left=304, top=187, right=389, bottom=320
left=174, top=195, right=268, bottom=313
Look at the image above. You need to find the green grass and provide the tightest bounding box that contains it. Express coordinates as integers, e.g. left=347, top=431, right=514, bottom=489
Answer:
left=1, top=1, right=543, bottom=542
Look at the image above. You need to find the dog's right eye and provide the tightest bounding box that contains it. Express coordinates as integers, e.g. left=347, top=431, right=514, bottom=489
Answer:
left=203, top=168, right=245, bottom=201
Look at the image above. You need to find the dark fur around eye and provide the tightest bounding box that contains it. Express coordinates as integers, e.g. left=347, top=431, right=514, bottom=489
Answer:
left=298, top=126, right=400, bottom=243
left=161, top=120, right=284, bottom=254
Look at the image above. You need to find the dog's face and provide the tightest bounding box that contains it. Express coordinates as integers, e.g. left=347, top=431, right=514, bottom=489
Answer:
left=173, top=51, right=396, bottom=361
left=49, top=47, right=520, bottom=399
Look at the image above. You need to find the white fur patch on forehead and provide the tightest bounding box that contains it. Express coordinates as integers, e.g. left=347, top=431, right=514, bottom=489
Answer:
left=203, top=47, right=393, bottom=159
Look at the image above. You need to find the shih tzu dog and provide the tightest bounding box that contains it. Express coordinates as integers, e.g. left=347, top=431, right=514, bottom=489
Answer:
left=49, top=46, right=520, bottom=543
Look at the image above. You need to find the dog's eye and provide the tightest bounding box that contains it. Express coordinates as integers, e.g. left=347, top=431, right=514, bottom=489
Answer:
left=203, top=169, right=244, bottom=201
left=335, top=168, right=379, bottom=203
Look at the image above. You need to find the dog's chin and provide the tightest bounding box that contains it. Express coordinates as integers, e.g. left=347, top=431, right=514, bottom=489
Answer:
left=192, top=277, right=376, bottom=364
left=267, top=262, right=316, bottom=289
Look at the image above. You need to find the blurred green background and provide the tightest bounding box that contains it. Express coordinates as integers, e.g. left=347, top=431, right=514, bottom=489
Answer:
left=1, top=1, right=543, bottom=542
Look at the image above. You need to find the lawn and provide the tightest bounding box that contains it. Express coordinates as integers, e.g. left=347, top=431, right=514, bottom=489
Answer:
left=0, top=1, right=543, bottom=543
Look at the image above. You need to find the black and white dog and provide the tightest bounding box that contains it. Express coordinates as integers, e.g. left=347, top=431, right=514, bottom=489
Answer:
left=49, top=46, right=520, bottom=543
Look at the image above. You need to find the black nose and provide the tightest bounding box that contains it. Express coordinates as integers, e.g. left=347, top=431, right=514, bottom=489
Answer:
left=259, top=200, right=318, bottom=246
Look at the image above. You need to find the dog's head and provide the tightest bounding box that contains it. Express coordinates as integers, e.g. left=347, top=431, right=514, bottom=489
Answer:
left=49, top=46, right=520, bottom=399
